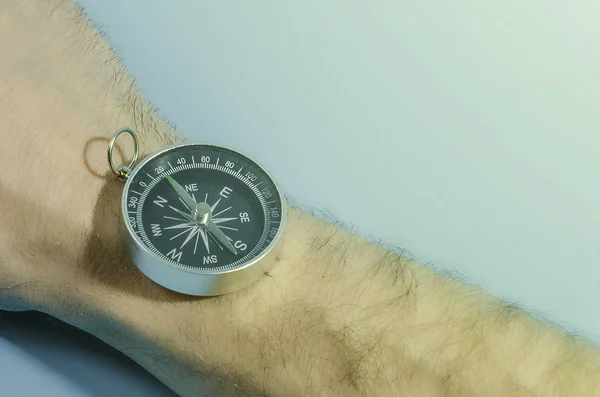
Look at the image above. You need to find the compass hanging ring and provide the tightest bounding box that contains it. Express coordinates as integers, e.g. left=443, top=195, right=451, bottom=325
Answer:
left=108, top=127, right=140, bottom=180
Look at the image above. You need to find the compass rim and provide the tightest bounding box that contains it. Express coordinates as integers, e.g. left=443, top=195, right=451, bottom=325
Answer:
left=120, top=142, right=286, bottom=295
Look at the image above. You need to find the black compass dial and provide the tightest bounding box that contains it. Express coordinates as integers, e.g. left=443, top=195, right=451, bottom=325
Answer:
left=123, top=144, right=284, bottom=271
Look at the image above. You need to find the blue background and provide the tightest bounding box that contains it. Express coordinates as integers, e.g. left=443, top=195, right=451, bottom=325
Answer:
left=2, top=1, right=600, bottom=395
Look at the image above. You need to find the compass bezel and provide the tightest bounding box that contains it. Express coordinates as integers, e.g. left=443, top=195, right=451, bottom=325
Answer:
left=120, top=143, right=287, bottom=296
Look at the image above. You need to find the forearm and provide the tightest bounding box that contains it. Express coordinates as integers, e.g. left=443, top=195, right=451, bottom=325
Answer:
left=56, top=210, right=600, bottom=396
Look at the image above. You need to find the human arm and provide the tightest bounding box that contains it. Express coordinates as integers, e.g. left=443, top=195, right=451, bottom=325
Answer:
left=56, top=212, right=600, bottom=396
left=1, top=1, right=599, bottom=396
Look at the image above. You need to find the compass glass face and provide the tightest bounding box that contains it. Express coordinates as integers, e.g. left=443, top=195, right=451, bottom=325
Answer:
left=123, top=144, right=284, bottom=272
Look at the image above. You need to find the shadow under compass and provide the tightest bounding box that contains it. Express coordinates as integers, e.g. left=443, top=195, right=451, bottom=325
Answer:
left=80, top=170, right=198, bottom=303
left=80, top=135, right=198, bottom=303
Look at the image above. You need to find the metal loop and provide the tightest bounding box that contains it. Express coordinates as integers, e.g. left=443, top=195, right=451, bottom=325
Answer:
left=108, top=127, right=140, bottom=181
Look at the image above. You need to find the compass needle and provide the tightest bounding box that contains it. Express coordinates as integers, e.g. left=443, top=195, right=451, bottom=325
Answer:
left=166, top=175, right=197, bottom=215
left=179, top=197, right=191, bottom=210
left=206, top=220, right=237, bottom=255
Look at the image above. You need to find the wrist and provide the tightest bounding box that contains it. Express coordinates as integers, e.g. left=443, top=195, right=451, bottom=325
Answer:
left=47, top=209, right=418, bottom=395
left=41, top=205, right=600, bottom=396
left=44, top=209, right=300, bottom=394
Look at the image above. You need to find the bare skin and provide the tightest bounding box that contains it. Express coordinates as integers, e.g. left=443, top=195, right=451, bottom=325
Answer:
left=1, top=2, right=599, bottom=396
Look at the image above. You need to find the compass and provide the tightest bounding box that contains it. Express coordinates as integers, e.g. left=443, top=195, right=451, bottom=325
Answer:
left=109, top=128, right=286, bottom=296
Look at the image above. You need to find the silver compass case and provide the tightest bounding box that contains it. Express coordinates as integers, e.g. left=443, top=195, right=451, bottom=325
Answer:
left=119, top=142, right=286, bottom=296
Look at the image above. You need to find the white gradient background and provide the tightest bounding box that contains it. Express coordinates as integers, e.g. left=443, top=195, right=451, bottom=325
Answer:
left=1, top=1, right=600, bottom=395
